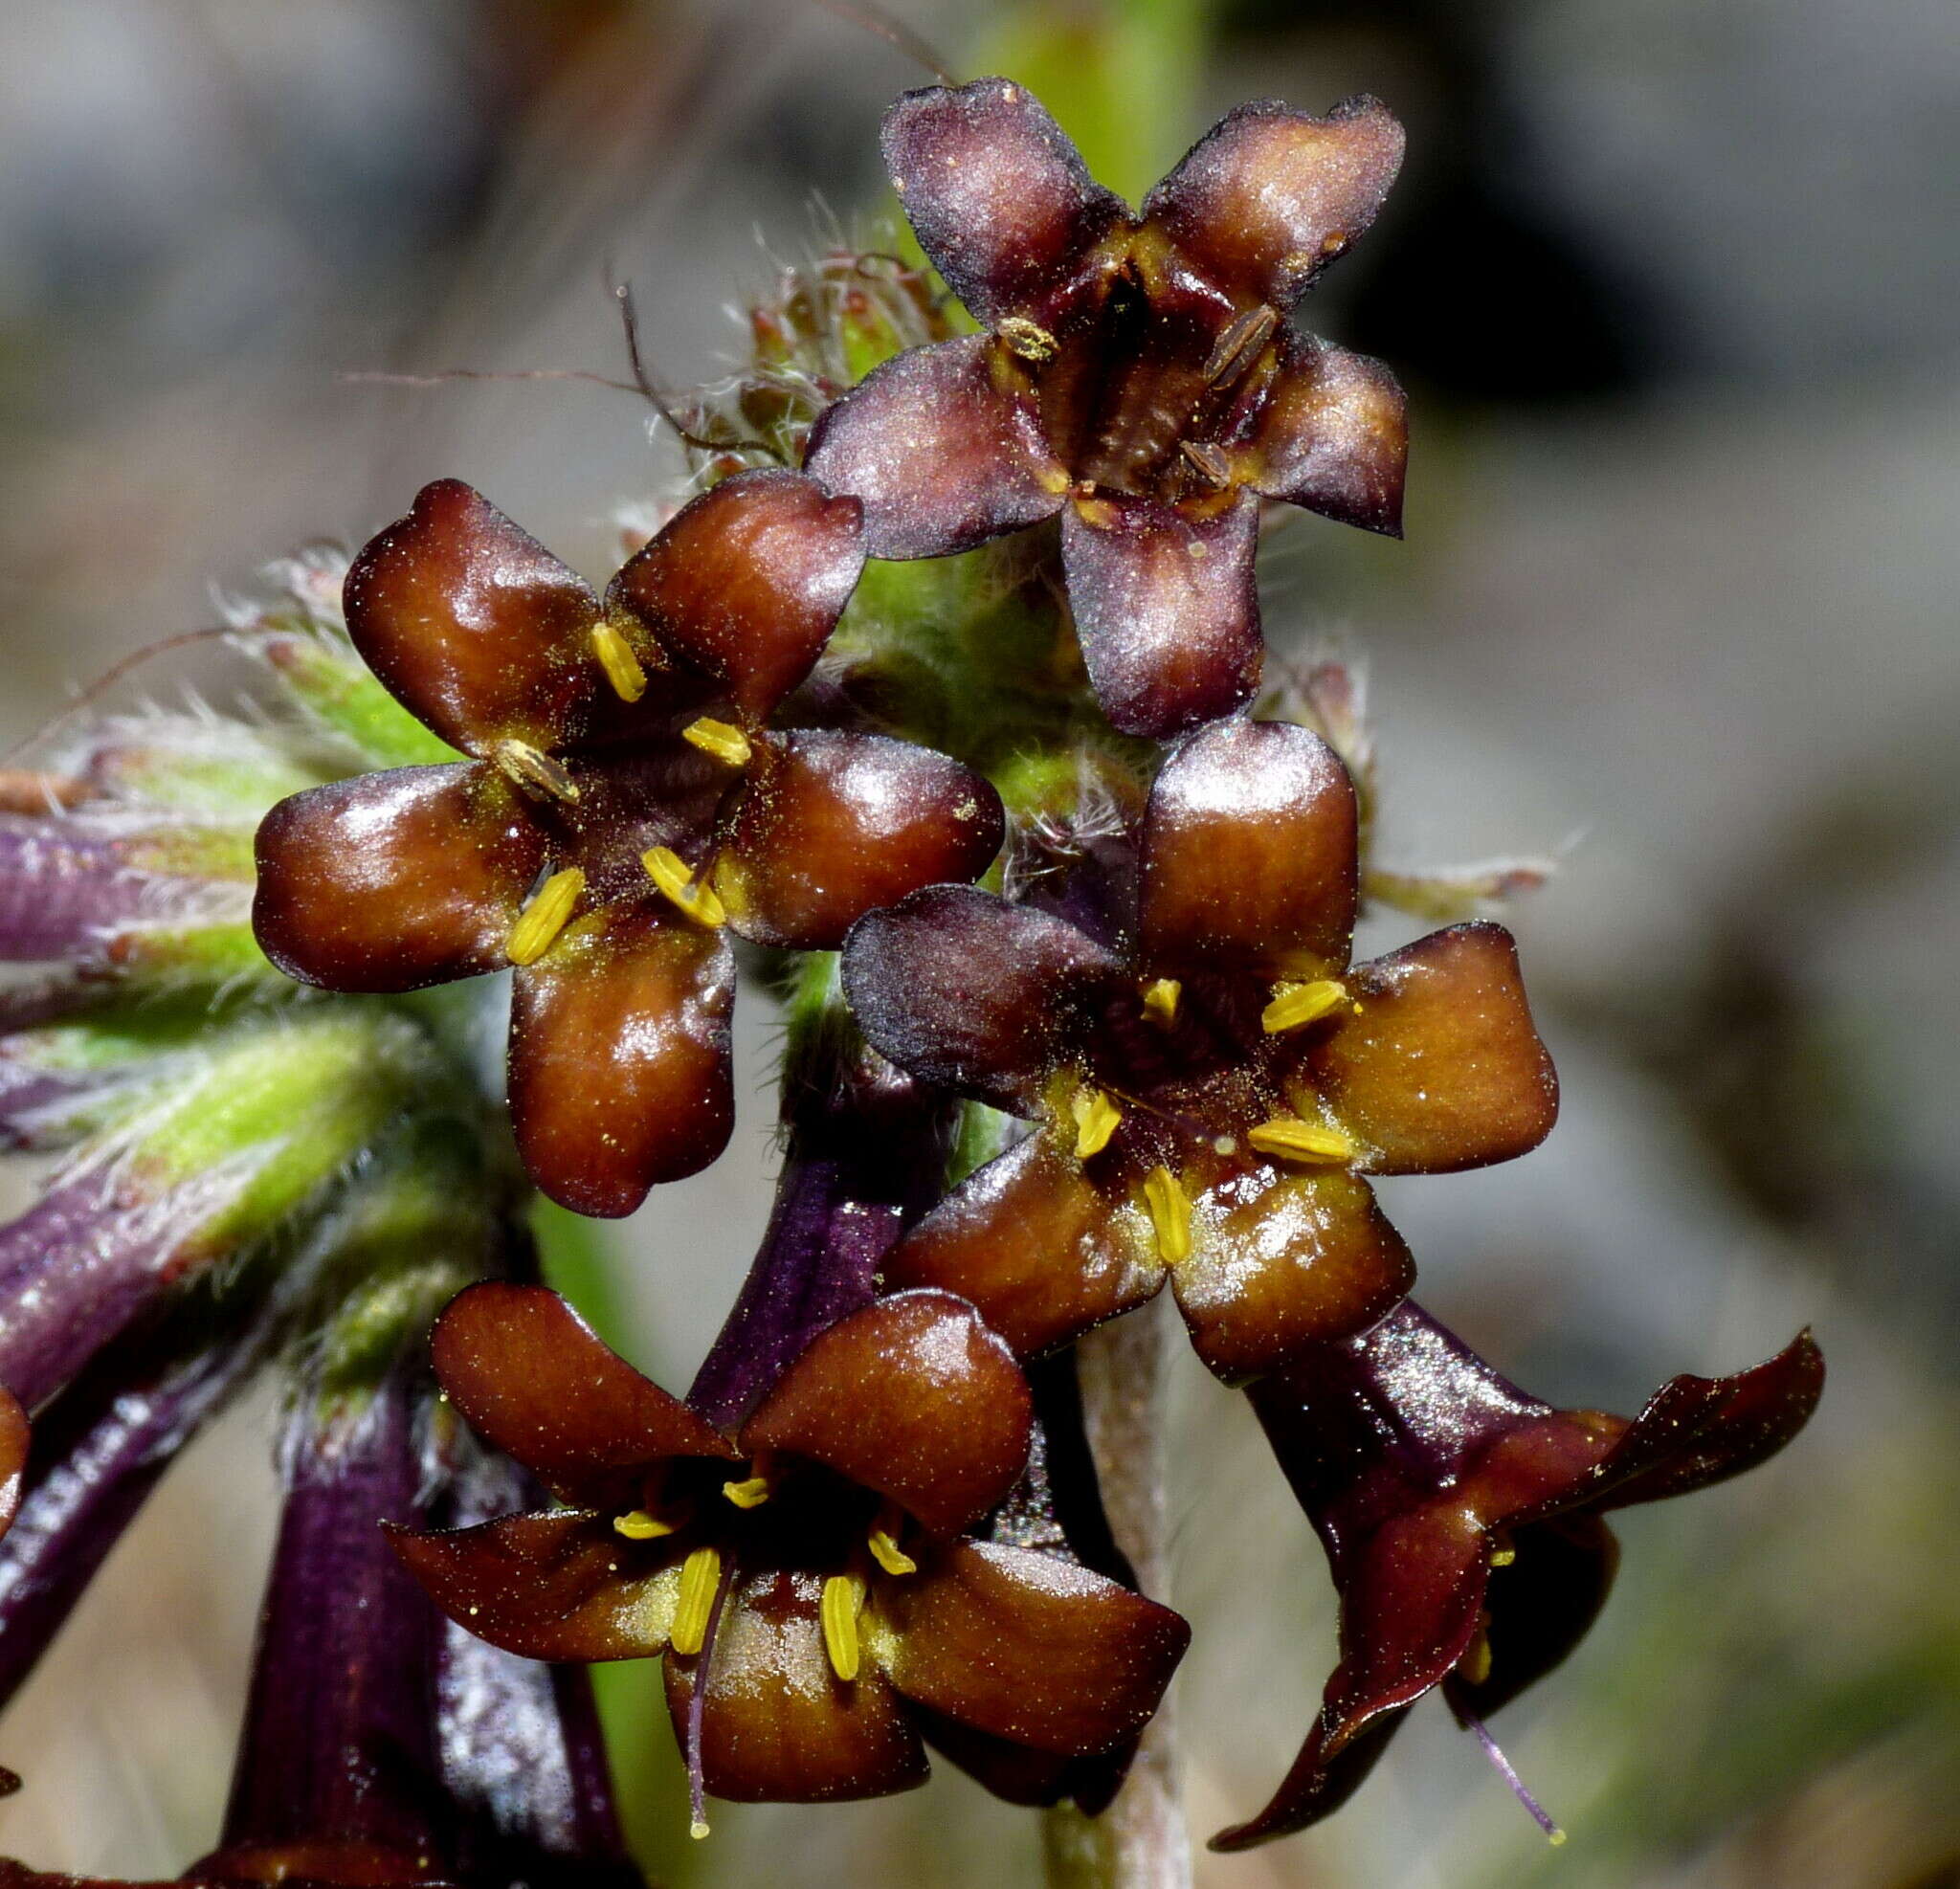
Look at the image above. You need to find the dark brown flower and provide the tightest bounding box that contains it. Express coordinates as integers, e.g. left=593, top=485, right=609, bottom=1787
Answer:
left=805, top=78, right=1408, bottom=738
left=253, top=474, right=1005, bottom=1216
left=843, top=719, right=1557, bottom=1380
left=390, top=1282, right=1188, bottom=1821
left=1212, top=1304, right=1825, bottom=1849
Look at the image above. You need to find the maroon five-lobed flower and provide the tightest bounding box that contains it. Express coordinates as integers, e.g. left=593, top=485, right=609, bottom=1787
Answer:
left=841, top=718, right=1558, bottom=1382
left=804, top=78, right=1409, bottom=739
left=1213, top=1303, right=1825, bottom=1850
left=253, top=472, right=1004, bottom=1216
left=389, top=1283, right=1189, bottom=1823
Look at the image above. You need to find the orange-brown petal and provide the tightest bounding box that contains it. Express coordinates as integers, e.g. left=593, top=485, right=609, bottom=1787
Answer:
left=343, top=478, right=603, bottom=753
left=714, top=731, right=1004, bottom=951
left=1236, top=330, right=1407, bottom=536
left=663, top=1567, right=928, bottom=1802
left=880, top=1542, right=1189, bottom=1756
left=507, top=900, right=735, bottom=1216
left=430, top=1281, right=735, bottom=1505
left=1303, top=922, right=1557, bottom=1174
left=740, top=1290, right=1033, bottom=1538
left=0, top=1389, right=26, bottom=1540
left=606, top=469, right=864, bottom=723
left=1060, top=492, right=1262, bottom=740
left=1137, top=718, right=1358, bottom=980
left=882, top=1136, right=1164, bottom=1359
left=803, top=335, right=1065, bottom=561
left=1143, top=96, right=1405, bottom=309
left=253, top=763, right=545, bottom=994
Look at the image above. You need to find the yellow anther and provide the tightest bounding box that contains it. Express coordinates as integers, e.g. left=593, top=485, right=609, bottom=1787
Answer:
left=1246, top=1117, right=1357, bottom=1165
left=1070, top=1085, right=1123, bottom=1161
left=721, top=1475, right=771, bottom=1510
left=1261, top=978, right=1350, bottom=1033
left=820, top=1572, right=866, bottom=1681
left=1141, top=1166, right=1192, bottom=1265
left=1548, top=1830, right=1569, bottom=1849
left=492, top=738, right=580, bottom=804
left=643, top=846, right=726, bottom=927
left=997, top=316, right=1058, bottom=362
left=682, top=717, right=753, bottom=768
left=1141, top=977, right=1181, bottom=1024
left=689, top=1820, right=711, bottom=1841
left=1458, top=1621, right=1493, bottom=1687
left=1490, top=1545, right=1517, bottom=1568
left=590, top=622, right=647, bottom=703
left=505, top=868, right=585, bottom=966
left=613, top=1508, right=676, bottom=1541
left=669, top=1545, right=723, bottom=1656
left=868, top=1529, right=917, bottom=1578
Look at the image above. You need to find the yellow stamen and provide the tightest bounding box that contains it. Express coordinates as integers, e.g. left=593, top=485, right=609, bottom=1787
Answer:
left=492, top=738, right=580, bottom=804
left=1070, top=1085, right=1123, bottom=1161
left=669, top=1545, right=723, bottom=1656
left=1490, top=1545, right=1517, bottom=1568
left=613, top=1508, right=676, bottom=1541
left=1246, top=1117, right=1356, bottom=1165
left=1141, top=977, right=1181, bottom=1024
left=721, top=1475, right=771, bottom=1510
left=996, top=316, right=1058, bottom=362
left=820, top=1572, right=866, bottom=1681
left=643, top=846, right=726, bottom=926
left=868, top=1529, right=917, bottom=1578
left=1141, top=1166, right=1192, bottom=1265
left=689, top=1820, right=711, bottom=1841
left=590, top=622, right=647, bottom=702
left=1458, top=1619, right=1493, bottom=1687
left=505, top=868, right=585, bottom=966
left=1261, top=978, right=1350, bottom=1033
left=682, top=716, right=753, bottom=768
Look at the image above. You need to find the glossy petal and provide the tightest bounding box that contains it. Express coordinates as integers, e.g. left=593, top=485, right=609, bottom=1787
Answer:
left=882, top=78, right=1125, bottom=327
left=508, top=900, right=735, bottom=1216
left=343, top=479, right=602, bottom=752
left=1143, top=96, right=1405, bottom=308
left=1237, top=331, right=1407, bottom=536
left=803, top=336, right=1064, bottom=561
left=1138, top=719, right=1358, bottom=979
left=0, top=1390, right=25, bottom=1540
left=1170, top=1167, right=1415, bottom=1383
left=1303, top=922, right=1557, bottom=1174
left=606, top=470, right=865, bottom=722
left=253, top=764, right=545, bottom=994
left=664, top=1568, right=928, bottom=1802
left=431, top=1282, right=736, bottom=1507
left=741, top=1291, right=1033, bottom=1538
left=389, top=1510, right=681, bottom=1662
left=715, top=731, right=1004, bottom=951
left=1060, top=492, right=1262, bottom=740
left=842, top=886, right=1120, bottom=1114
left=881, top=1542, right=1190, bottom=1755
left=881, top=1136, right=1163, bottom=1359
left=915, top=1707, right=1132, bottom=1812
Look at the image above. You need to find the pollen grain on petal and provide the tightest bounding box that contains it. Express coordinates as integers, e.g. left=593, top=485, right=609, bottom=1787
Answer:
left=643, top=845, right=727, bottom=926
left=505, top=867, right=586, bottom=966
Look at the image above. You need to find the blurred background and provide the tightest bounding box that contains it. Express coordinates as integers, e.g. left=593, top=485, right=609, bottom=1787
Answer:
left=2, top=0, right=1956, bottom=1882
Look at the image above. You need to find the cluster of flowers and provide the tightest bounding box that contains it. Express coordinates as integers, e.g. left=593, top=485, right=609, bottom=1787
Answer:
left=0, top=76, right=1819, bottom=1881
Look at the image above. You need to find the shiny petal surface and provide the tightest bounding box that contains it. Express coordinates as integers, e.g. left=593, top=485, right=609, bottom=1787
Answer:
left=1170, top=1167, right=1415, bottom=1383
left=842, top=886, right=1120, bottom=1115
left=344, top=478, right=602, bottom=753
left=882, top=78, right=1125, bottom=327
left=253, top=764, right=545, bottom=994
left=741, top=1290, right=1034, bottom=1538
left=431, top=1282, right=736, bottom=1507
left=1238, top=331, right=1407, bottom=536
left=664, top=1568, right=928, bottom=1802
left=606, top=470, right=865, bottom=722
left=715, top=731, right=1004, bottom=951
left=881, top=1542, right=1190, bottom=1755
left=881, top=1136, right=1163, bottom=1359
left=1144, top=96, right=1405, bottom=308
left=1061, top=492, right=1262, bottom=740
left=1304, top=922, right=1557, bottom=1174
left=803, top=336, right=1064, bottom=561
left=508, top=900, right=735, bottom=1216
left=916, top=1707, right=1132, bottom=1812
left=389, top=1510, right=681, bottom=1662
left=1138, top=719, right=1358, bottom=979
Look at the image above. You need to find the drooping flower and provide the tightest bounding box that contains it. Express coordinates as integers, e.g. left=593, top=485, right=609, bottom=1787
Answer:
left=390, top=1282, right=1189, bottom=1826
left=842, top=717, right=1557, bottom=1381
left=805, top=78, right=1408, bottom=739
left=1210, top=1303, right=1825, bottom=1850
left=253, top=472, right=1006, bottom=1216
